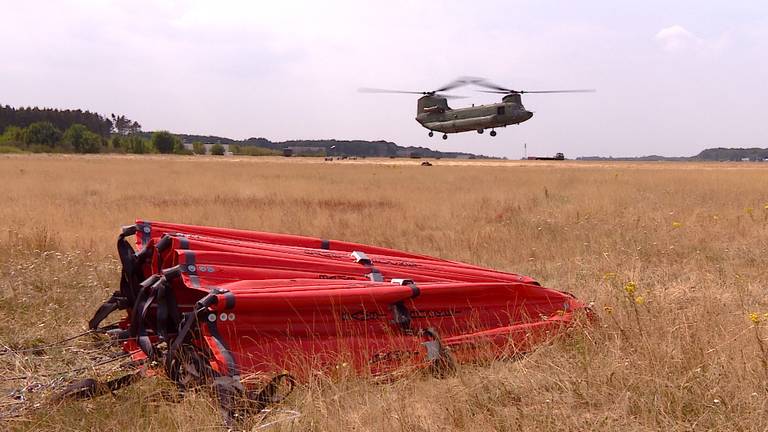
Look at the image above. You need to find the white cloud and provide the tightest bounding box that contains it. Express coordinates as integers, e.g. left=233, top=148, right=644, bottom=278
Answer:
left=655, top=25, right=701, bottom=52
left=654, top=24, right=728, bottom=53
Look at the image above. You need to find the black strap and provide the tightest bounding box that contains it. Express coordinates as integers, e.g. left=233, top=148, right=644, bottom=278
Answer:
left=136, top=278, right=161, bottom=358
left=390, top=301, right=412, bottom=333
left=55, top=371, right=142, bottom=401
left=156, top=277, right=181, bottom=342
left=129, top=274, right=160, bottom=337
left=165, top=291, right=220, bottom=375
left=116, top=236, right=137, bottom=304
left=422, top=327, right=456, bottom=377
left=87, top=292, right=126, bottom=330
left=388, top=282, right=420, bottom=334
left=89, top=225, right=145, bottom=332
left=116, top=226, right=154, bottom=308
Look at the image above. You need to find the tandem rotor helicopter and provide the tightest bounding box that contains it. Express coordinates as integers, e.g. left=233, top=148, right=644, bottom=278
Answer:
left=359, top=77, right=594, bottom=139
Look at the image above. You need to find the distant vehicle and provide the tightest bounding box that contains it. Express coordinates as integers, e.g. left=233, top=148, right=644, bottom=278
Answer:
left=360, top=77, right=593, bottom=140
left=421, top=161, right=433, bottom=166
left=528, top=152, right=565, bottom=161
left=282, top=148, right=293, bottom=157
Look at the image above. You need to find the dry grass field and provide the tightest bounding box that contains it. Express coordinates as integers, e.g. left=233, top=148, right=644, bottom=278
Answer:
left=1, top=154, right=768, bottom=431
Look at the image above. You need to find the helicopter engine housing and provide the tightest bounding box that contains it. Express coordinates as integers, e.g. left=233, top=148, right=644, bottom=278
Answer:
left=417, top=95, right=450, bottom=115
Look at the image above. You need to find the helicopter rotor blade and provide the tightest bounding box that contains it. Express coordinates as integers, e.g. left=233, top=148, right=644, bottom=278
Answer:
left=519, top=89, right=596, bottom=94
left=472, top=79, right=514, bottom=93
left=476, top=89, right=595, bottom=95
left=358, top=87, right=427, bottom=95
left=473, top=78, right=595, bottom=94
left=358, top=88, right=469, bottom=99
left=434, top=77, right=483, bottom=92
left=435, top=93, right=469, bottom=99
left=360, top=77, right=483, bottom=96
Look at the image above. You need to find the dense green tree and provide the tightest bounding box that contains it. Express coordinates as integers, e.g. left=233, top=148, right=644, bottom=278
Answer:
left=210, top=143, right=225, bottom=155
left=111, top=135, right=123, bottom=150
left=151, top=131, right=180, bottom=154
left=229, top=144, right=240, bottom=154
left=174, top=146, right=193, bottom=155
left=124, top=135, right=153, bottom=154
left=110, top=114, right=142, bottom=135
left=62, top=124, right=102, bottom=153
left=192, top=141, right=205, bottom=155
left=24, top=121, right=62, bottom=146
left=0, top=126, right=25, bottom=146
left=1, top=105, right=112, bottom=137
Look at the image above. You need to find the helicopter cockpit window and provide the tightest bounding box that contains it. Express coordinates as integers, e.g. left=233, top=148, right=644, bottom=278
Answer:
left=497, top=106, right=506, bottom=116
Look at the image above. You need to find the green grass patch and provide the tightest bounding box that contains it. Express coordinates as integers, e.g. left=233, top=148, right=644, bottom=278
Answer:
left=0, top=145, right=24, bottom=153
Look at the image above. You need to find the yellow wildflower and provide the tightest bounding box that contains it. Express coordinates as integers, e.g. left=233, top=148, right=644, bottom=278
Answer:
left=635, top=296, right=645, bottom=305
left=624, top=281, right=637, bottom=295
left=764, top=203, right=768, bottom=210
left=672, top=221, right=683, bottom=228
left=749, top=312, right=761, bottom=324
left=746, top=207, right=754, bottom=215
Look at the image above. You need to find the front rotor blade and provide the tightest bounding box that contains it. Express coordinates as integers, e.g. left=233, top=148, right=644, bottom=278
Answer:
left=434, top=79, right=466, bottom=93
left=358, top=87, right=425, bottom=95
left=434, top=76, right=486, bottom=92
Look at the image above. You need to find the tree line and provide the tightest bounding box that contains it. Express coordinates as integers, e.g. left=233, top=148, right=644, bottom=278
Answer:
left=0, top=104, right=278, bottom=156
left=0, top=104, right=192, bottom=154
left=0, top=105, right=113, bottom=137
left=0, top=119, right=190, bottom=155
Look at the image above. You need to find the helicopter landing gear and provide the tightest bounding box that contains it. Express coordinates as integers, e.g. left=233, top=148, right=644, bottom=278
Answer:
left=428, top=131, right=434, bottom=137
left=442, top=134, right=448, bottom=140
left=477, top=129, right=484, bottom=134
left=490, top=130, right=497, bottom=137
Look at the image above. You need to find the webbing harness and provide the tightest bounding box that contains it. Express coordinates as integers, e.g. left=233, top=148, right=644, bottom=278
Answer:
left=88, top=224, right=151, bottom=330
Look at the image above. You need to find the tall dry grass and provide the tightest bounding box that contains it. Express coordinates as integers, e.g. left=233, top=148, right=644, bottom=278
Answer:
left=1, top=154, right=768, bottom=430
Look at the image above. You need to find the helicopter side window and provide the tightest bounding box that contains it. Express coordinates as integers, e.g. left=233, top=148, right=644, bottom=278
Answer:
left=497, top=106, right=505, bottom=115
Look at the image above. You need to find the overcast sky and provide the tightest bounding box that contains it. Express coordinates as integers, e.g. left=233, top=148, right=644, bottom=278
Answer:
left=1, top=1, right=766, bottom=158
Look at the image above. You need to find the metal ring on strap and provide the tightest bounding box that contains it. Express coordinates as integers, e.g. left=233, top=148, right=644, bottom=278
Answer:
left=351, top=251, right=384, bottom=282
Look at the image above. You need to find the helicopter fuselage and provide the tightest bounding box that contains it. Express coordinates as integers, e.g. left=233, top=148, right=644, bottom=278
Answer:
left=415, top=94, right=533, bottom=134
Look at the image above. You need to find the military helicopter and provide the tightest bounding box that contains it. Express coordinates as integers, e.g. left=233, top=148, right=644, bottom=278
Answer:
left=359, top=77, right=594, bottom=139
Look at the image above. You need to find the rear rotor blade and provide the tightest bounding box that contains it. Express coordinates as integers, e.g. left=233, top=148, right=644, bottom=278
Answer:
left=519, top=89, right=596, bottom=94
left=473, top=79, right=513, bottom=93
left=477, top=90, right=514, bottom=94
left=358, top=87, right=426, bottom=95
left=474, top=78, right=595, bottom=94
left=477, top=89, right=596, bottom=95
left=435, top=93, right=469, bottom=99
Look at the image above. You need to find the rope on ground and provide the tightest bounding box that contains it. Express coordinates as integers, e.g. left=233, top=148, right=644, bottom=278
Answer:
left=254, top=408, right=302, bottom=430
left=0, top=323, right=121, bottom=356
left=0, top=351, right=136, bottom=382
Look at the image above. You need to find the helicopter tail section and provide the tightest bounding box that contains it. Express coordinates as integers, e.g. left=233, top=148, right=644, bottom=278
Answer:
left=417, top=95, right=450, bottom=115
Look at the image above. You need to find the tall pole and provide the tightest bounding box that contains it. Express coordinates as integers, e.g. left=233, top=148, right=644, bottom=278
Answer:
left=524, top=142, right=527, bottom=160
